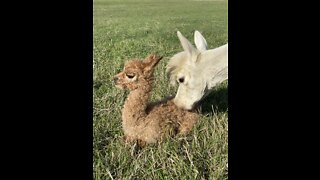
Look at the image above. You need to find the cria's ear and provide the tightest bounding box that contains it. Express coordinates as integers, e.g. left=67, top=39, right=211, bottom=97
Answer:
left=177, top=31, right=199, bottom=62
left=194, top=30, right=208, bottom=52
left=143, top=54, right=163, bottom=71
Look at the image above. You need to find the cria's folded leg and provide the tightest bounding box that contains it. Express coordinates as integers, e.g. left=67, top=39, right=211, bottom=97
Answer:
left=178, top=113, right=199, bottom=135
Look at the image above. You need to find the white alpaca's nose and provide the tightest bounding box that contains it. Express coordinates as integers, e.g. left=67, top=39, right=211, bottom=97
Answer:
left=174, top=98, right=192, bottom=110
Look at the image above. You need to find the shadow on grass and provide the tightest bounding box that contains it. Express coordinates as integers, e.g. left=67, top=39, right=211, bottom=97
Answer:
left=93, top=80, right=103, bottom=89
left=197, top=85, right=228, bottom=115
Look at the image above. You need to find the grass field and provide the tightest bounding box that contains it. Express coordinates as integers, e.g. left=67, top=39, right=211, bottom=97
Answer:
left=93, top=0, right=228, bottom=179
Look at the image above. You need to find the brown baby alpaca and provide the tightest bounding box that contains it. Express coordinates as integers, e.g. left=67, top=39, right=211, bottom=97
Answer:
left=114, top=54, right=199, bottom=147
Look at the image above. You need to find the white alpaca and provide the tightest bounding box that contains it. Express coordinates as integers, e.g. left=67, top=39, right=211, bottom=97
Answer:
left=166, top=30, right=228, bottom=110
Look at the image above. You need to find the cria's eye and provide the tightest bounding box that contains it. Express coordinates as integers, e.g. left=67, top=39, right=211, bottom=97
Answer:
left=178, top=77, right=185, bottom=83
left=126, top=74, right=135, bottom=79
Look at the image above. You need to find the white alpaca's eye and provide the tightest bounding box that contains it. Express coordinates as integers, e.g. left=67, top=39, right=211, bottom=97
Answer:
left=178, top=77, right=185, bottom=83
left=126, top=74, right=135, bottom=79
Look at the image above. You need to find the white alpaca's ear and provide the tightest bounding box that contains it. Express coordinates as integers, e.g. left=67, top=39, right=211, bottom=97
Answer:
left=177, top=31, right=199, bottom=62
left=194, top=30, right=208, bottom=52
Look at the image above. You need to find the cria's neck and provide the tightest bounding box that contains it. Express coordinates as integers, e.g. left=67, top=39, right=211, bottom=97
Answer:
left=122, top=83, right=152, bottom=125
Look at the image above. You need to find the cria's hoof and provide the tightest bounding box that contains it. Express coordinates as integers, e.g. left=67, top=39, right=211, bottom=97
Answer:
left=123, top=135, right=134, bottom=143
left=137, top=139, right=146, bottom=148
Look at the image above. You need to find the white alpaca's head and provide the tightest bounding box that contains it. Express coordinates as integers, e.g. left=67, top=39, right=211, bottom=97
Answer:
left=166, top=31, right=208, bottom=110
left=167, top=30, right=228, bottom=110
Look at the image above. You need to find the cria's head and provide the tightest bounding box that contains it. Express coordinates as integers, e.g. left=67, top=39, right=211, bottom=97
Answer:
left=113, top=54, right=163, bottom=90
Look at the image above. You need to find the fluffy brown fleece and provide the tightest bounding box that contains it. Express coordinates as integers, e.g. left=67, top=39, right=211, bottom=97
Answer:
left=114, top=54, right=199, bottom=147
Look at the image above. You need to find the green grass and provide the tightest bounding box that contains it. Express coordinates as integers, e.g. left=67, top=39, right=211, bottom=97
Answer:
left=93, top=0, right=228, bottom=179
